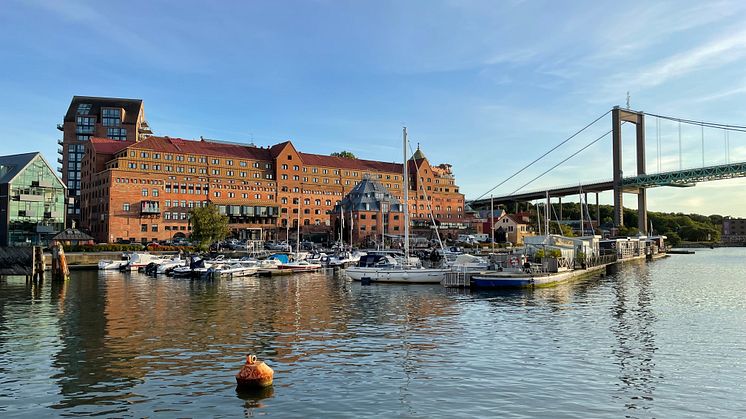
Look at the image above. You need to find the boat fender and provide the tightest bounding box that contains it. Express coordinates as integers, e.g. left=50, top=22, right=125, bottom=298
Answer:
left=236, top=355, right=274, bottom=389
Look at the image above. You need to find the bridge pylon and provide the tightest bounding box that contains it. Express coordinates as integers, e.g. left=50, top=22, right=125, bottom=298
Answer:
left=612, top=106, right=647, bottom=233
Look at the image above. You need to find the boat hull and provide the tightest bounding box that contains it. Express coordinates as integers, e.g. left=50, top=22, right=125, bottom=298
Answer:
left=346, top=267, right=447, bottom=284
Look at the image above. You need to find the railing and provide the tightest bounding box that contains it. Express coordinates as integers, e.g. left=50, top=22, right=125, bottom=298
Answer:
left=574, top=253, right=618, bottom=269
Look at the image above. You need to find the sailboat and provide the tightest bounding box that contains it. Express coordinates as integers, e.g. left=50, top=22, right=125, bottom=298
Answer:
left=346, top=127, right=450, bottom=284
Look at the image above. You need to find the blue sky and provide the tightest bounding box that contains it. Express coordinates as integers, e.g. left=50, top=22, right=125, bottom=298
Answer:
left=2, top=0, right=745, bottom=216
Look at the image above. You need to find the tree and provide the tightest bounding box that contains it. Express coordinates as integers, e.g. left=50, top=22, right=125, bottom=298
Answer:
left=331, top=151, right=357, bottom=159
left=190, top=205, right=230, bottom=250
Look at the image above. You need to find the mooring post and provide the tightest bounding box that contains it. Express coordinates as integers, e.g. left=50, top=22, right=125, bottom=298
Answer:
left=51, top=244, right=69, bottom=281
left=33, top=246, right=44, bottom=282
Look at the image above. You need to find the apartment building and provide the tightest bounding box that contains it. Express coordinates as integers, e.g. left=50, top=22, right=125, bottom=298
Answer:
left=57, top=96, right=152, bottom=226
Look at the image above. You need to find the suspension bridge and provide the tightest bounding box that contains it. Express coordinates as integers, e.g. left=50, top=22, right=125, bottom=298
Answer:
left=469, top=106, right=746, bottom=233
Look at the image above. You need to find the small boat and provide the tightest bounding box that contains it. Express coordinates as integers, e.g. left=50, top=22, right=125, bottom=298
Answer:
left=277, top=260, right=323, bottom=272
left=98, top=255, right=130, bottom=270
left=119, top=252, right=163, bottom=271
left=211, top=263, right=260, bottom=278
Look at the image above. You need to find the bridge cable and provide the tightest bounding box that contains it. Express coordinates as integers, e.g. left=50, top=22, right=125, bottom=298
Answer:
left=471, top=109, right=611, bottom=202
left=642, top=111, right=746, bottom=132
left=507, top=128, right=614, bottom=195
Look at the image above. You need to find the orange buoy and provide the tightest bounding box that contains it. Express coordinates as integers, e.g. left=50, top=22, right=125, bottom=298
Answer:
left=236, top=355, right=274, bottom=389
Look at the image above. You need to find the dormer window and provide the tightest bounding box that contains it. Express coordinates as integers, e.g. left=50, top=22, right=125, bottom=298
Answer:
left=76, top=103, right=92, bottom=115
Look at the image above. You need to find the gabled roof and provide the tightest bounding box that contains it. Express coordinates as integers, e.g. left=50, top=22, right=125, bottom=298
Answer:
left=64, top=96, right=143, bottom=124
left=52, top=228, right=94, bottom=241
left=90, top=138, right=135, bottom=155
left=126, top=136, right=274, bottom=160
left=0, top=152, right=64, bottom=189
left=299, top=152, right=402, bottom=173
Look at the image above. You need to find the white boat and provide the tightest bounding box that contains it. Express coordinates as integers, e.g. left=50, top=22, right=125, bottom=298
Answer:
left=119, top=252, right=163, bottom=271
left=155, top=256, right=187, bottom=274
left=277, top=260, right=322, bottom=272
left=213, top=263, right=260, bottom=278
left=98, top=254, right=130, bottom=270
left=448, top=254, right=491, bottom=272
left=346, top=128, right=450, bottom=284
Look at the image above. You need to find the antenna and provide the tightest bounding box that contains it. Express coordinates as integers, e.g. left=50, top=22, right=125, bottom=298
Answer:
left=626, top=91, right=631, bottom=109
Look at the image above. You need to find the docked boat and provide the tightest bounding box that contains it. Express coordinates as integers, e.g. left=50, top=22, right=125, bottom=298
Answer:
left=212, top=263, right=260, bottom=278
left=346, top=254, right=447, bottom=283
left=277, top=260, right=322, bottom=272
left=119, top=252, right=163, bottom=271
left=345, top=128, right=449, bottom=284
left=98, top=253, right=131, bottom=270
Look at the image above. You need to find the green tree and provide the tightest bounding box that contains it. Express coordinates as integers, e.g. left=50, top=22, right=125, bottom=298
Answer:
left=331, top=151, right=357, bottom=159
left=190, top=205, right=230, bottom=250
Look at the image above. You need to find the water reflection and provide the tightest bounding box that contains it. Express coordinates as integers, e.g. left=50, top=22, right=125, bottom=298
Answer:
left=2, top=250, right=745, bottom=417
left=609, top=260, right=658, bottom=416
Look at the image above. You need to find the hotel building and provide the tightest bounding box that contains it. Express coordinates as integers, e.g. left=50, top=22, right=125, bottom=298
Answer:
left=80, top=135, right=466, bottom=244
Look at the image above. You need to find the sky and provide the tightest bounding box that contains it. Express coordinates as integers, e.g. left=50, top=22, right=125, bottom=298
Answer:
left=1, top=0, right=745, bottom=217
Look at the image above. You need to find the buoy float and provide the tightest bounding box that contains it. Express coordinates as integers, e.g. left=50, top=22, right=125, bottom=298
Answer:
left=236, top=355, right=274, bottom=389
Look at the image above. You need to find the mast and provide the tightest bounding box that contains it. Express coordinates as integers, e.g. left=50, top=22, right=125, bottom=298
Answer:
left=403, top=127, right=410, bottom=263
left=578, top=185, right=584, bottom=236
left=490, top=194, right=495, bottom=252
left=381, top=202, right=385, bottom=250
left=296, top=198, right=301, bottom=258
left=340, top=206, right=344, bottom=250
left=545, top=191, right=550, bottom=236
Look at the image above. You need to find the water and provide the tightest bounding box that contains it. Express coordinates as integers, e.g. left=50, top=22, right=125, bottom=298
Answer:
left=1, top=249, right=745, bottom=418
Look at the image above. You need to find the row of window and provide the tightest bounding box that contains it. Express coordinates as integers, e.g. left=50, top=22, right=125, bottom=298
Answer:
left=132, top=151, right=273, bottom=169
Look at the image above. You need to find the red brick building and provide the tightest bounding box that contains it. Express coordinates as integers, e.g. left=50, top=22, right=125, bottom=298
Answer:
left=58, top=96, right=152, bottom=226
left=80, top=136, right=466, bottom=244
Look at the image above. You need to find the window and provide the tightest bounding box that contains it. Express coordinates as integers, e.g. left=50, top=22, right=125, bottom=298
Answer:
left=141, top=224, right=147, bottom=232
left=107, top=127, right=127, bottom=140
left=76, top=116, right=95, bottom=134
left=76, top=103, right=92, bottom=115
left=102, top=108, right=121, bottom=126
left=142, top=189, right=148, bottom=196
left=123, top=203, right=130, bottom=211
left=293, top=165, right=299, bottom=171
left=152, top=224, right=158, bottom=232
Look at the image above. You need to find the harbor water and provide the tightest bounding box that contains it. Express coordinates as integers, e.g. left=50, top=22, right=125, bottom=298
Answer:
left=1, top=248, right=745, bottom=417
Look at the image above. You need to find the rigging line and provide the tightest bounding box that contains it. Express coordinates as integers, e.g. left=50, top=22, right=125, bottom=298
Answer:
left=472, top=109, right=612, bottom=202
left=642, top=111, right=746, bottom=131
left=508, top=129, right=613, bottom=195
left=406, top=140, right=444, bottom=251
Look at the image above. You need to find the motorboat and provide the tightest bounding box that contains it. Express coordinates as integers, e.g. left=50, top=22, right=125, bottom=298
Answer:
left=211, top=263, right=260, bottom=278
left=98, top=253, right=131, bottom=270
left=277, top=260, right=322, bottom=272
left=119, top=252, right=163, bottom=271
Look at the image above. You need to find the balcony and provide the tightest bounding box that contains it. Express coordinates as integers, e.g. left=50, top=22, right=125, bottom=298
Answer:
left=57, top=139, right=64, bottom=146
left=58, top=147, right=63, bottom=155
left=140, top=201, right=160, bottom=216
left=57, top=123, right=64, bottom=131
left=57, top=166, right=62, bottom=173
left=57, top=157, right=63, bottom=164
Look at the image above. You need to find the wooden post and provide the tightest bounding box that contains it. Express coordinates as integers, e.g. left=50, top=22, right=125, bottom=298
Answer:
left=51, top=244, right=69, bottom=281
left=33, top=246, right=44, bottom=282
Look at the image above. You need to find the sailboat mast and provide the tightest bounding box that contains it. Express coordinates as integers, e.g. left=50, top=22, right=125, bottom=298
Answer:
left=403, top=127, right=410, bottom=262
left=296, top=198, right=301, bottom=258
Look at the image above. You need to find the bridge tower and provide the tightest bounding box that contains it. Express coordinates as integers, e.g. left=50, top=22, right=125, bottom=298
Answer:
left=612, top=106, right=647, bottom=233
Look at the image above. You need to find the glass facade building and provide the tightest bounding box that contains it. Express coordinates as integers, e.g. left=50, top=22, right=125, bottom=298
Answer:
left=1, top=153, right=66, bottom=246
